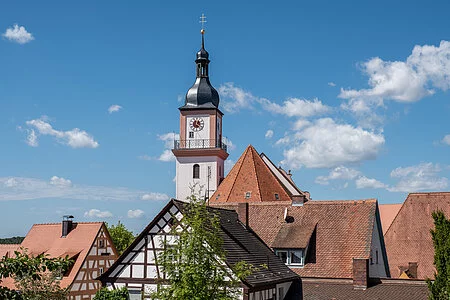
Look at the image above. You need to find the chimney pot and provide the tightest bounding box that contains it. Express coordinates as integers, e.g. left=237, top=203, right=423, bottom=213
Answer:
left=353, top=258, right=369, bottom=290
left=237, top=203, right=249, bottom=228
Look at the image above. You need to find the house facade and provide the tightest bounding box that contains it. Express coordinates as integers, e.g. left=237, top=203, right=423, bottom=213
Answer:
left=99, top=199, right=301, bottom=300
left=0, top=218, right=118, bottom=300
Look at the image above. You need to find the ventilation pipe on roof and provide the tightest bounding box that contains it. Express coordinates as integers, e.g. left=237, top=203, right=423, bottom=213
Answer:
left=62, top=215, right=74, bottom=238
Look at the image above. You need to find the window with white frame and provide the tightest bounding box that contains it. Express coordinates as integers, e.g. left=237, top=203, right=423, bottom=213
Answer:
left=275, top=249, right=305, bottom=266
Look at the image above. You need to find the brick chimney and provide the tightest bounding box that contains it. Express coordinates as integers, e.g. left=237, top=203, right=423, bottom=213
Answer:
left=353, top=258, right=369, bottom=290
left=237, top=203, right=249, bottom=227
left=408, top=262, right=418, bottom=279
left=62, top=215, right=74, bottom=238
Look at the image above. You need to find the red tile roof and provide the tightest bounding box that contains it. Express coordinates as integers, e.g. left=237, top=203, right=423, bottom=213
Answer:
left=302, top=277, right=429, bottom=300
left=379, top=203, right=402, bottom=234
left=0, top=244, right=20, bottom=258
left=384, top=192, right=450, bottom=279
left=0, top=222, right=104, bottom=290
left=212, top=199, right=378, bottom=279
left=210, top=145, right=292, bottom=203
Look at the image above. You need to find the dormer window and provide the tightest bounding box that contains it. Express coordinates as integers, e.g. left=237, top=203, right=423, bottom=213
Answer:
left=193, top=164, right=200, bottom=179
left=274, top=193, right=280, bottom=200
left=275, top=249, right=305, bottom=266
left=245, top=192, right=251, bottom=199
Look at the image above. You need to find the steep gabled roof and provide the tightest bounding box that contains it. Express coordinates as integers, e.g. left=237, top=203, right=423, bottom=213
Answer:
left=0, top=244, right=20, bottom=258
left=379, top=203, right=402, bottom=234
left=1, top=222, right=104, bottom=289
left=210, top=145, right=291, bottom=203
left=100, top=199, right=298, bottom=288
left=212, top=199, right=380, bottom=279
left=384, top=192, right=450, bottom=279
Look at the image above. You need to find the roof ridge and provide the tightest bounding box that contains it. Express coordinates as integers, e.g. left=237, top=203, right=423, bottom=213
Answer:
left=33, top=222, right=103, bottom=226
left=224, top=145, right=251, bottom=202
left=248, top=146, right=262, bottom=202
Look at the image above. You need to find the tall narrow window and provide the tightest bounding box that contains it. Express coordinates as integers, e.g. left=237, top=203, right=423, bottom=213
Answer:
left=193, top=164, right=200, bottom=179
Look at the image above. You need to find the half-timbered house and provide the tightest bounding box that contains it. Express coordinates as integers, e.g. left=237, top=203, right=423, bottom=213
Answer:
left=99, top=199, right=301, bottom=300
left=0, top=218, right=118, bottom=300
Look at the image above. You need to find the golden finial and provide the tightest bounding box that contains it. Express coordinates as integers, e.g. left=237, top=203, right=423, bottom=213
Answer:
left=199, top=13, right=207, bottom=34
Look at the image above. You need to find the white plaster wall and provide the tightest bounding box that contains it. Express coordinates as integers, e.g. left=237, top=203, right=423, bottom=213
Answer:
left=369, top=218, right=387, bottom=278
left=175, top=156, right=224, bottom=201
left=185, top=115, right=210, bottom=141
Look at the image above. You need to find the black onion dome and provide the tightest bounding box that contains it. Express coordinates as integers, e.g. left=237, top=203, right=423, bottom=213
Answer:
left=184, top=77, right=220, bottom=108
left=180, top=32, right=220, bottom=110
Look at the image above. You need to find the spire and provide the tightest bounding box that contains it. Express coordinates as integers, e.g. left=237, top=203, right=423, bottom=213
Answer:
left=181, top=14, right=220, bottom=110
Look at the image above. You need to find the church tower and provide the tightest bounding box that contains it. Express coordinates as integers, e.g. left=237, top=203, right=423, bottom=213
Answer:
left=172, top=25, right=228, bottom=201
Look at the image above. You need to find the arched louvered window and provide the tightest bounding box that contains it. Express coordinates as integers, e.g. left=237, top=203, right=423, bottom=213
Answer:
left=193, top=164, right=200, bottom=179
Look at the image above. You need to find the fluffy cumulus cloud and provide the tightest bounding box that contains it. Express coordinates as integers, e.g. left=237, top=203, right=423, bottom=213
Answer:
left=355, top=176, right=387, bottom=189
left=260, top=97, right=331, bottom=118
left=340, top=40, right=450, bottom=114
left=218, top=83, right=330, bottom=117
left=315, top=166, right=361, bottom=185
left=128, top=209, right=145, bottom=219
left=2, top=24, right=34, bottom=44
left=108, top=104, right=122, bottom=114
left=141, top=193, right=170, bottom=201
left=84, top=209, right=113, bottom=218
left=0, top=176, right=169, bottom=201
left=218, top=83, right=256, bottom=113
left=388, top=162, right=448, bottom=192
left=49, top=176, right=72, bottom=187
left=265, top=130, right=274, bottom=139
left=158, top=132, right=179, bottom=162
left=25, top=117, right=99, bottom=149
left=281, top=118, right=385, bottom=169
left=442, top=134, right=450, bottom=145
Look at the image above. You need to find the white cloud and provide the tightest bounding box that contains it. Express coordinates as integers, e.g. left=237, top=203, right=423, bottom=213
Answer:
left=222, top=137, right=236, bottom=151
left=388, top=162, right=448, bottom=192
left=218, top=82, right=257, bottom=113
left=219, top=82, right=331, bottom=118
left=442, top=134, right=450, bottom=145
left=141, top=193, right=170, bottom=201
left=282, top=118, right=385, bottom=169
left=328, top=82, right=336, bottom=87
left=0, top=176, right=169, bottom=201
left=292, top=119, right=311, bottom=130
left=3, top=24, right=34, bottom=44
left=340, top=40, right=450, bottom=112
left=84, top=209, right=113, bottom=218
left=49, top=176, right=72, bottom=187
left=315, top=166, right=361, bottom=185
left=265, top=130, right=274, bottom=139
left=158, top=132, right=179, bottom=162
left=260, top=97, right=331, bottom=118
left=355, top=176, right=387, bottom=189
left=26, top=129, right=38, bottom=147
left=108, top=104, right=122, bottom=114
left=128, top=209, right=145, bottom=219
left=4, top=178, right=18, bottom=188
left=224, top=159, right=235, bottom=175
left=25, top=117, right=99, bottom=149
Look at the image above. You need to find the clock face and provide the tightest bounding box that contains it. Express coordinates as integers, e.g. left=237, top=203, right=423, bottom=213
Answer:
left=189, top=117, right=204, bottom=132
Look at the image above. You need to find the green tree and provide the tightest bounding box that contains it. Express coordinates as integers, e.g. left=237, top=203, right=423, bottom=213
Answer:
left=107, top=221, right=135, bottom=255
left=0, top=248, right=72, bottom=300
left=151, top=195, right=254, bottom=300
left=427, top=210, right=450, bottom=300
left=93, top=287, right=129, bottom=300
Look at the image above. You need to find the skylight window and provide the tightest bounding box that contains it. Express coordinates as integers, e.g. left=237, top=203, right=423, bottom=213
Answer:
left=245, top=192, right=251, bottom=199
left=274, top=193, right=280, bottom=200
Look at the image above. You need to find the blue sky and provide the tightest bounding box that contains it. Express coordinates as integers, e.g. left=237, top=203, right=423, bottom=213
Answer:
left=1, top=0, right=450, bottom=237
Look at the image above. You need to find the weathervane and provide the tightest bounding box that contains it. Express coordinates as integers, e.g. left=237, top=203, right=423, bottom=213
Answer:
left=199, top=13, right=207, bottom=34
